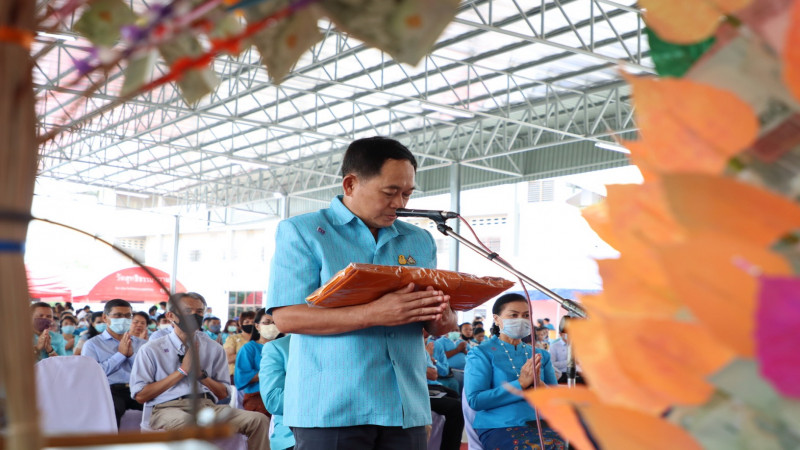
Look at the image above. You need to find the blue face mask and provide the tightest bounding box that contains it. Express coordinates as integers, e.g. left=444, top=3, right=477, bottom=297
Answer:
left=208, top=324, right=221, bottom=334
left=61, top=325, right=76, bottom=334
left=109, top=318, right=132, bottom=334
left=94, top=323, right=107, bottom=333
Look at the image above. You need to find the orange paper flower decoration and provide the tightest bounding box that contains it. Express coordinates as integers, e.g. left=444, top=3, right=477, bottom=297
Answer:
left=640, top=0, right=752, bottom=44
left=625, top=75, right=759, bottom=174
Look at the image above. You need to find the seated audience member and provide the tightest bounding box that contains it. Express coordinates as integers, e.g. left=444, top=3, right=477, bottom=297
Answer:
left=147, top=318, right=157, bottom=334
left=130, top=311, right=151, bottom=341
left=222, top=319, right=239, bottom=345
left=259, top=334, right=295, bottom=450
left=459, top=322, right=477, bottom=349
left=543, top=318, right=555, bottom=330
left=472, top=327, right=486, bottom=346
left=534, top=326, right=550, bottom=352
left=82, top=299, right=146, bottom=428
left=32, top=302, right=66, bottom=361
left=439, top=326, right=469, bottom=392
left=64, top=301, right=75, bottom=315
left=60, top=315, right=79, bottom=355
left=224, top=310, right=256, bottom=380
left=74, top=312, right=105, bottom=356
left=425, top=331, right=459, bottom=393
left=148, top=305, right=159, bottom=322
left=425, top=339, right=465, bottom=450
left=549, top=329, right=584, bottom=385
left=235, top=308, right=280, bottom=416
left=465, top=293, right=563, bottom=450
left=204, top=316, right=223, bottom=344
left=130, top=292, right=269, bottom=448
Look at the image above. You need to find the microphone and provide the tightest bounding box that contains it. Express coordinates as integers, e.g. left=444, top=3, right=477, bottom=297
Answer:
left=395, top=208, right=459, bottom=221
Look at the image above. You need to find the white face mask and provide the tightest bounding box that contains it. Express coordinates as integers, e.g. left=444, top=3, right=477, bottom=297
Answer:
left=500, top=318, right=531, bottom=340
left=258, top=324, right=280, bottom=341
left=158, top=324, right=172, bottom=330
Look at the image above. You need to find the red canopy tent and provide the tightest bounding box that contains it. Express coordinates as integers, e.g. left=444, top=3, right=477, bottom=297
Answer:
left=81, top=266, right=186, bottom=303
left=26, top=268, right=72, bottom=301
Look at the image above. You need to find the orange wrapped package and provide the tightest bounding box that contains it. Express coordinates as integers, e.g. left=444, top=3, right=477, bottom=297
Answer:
left=306, top=263, right=514, bottom=311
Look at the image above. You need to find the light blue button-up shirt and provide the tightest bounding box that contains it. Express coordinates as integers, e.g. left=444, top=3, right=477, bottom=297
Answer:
left=129, top=330, right=229, bottom=405
left=81, top=330, right=147, bottom=385
left=439, top=336, right=467, bottom=370
left=33, top=331, right=66, bottom=361
left=234, top=340, right=263, bottom=394
left=427, top=336, right=451, bottom=377
left=259, top=335, right=295, bottom=450
left=464, top=335, right=557, bottom=430
left=267, top=196, right=437, bottom=428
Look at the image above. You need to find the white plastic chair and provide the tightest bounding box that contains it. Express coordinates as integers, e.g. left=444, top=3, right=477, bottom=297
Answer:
left=35, top=355, right=117, bottom=435
left=427, top=411, right=446, bottom=450
left=462, top=389, right=484, bottom=450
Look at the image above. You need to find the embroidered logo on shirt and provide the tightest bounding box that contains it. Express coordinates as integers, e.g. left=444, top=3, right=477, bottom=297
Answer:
left=398, top=255, right=416, bottom=265
left=316, top=226, right=326, bottom=235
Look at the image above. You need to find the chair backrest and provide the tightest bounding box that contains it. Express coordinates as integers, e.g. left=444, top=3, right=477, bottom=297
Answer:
left=462, top=389, right=483, bottom=450
left=35, top=355, right=117, bottom=435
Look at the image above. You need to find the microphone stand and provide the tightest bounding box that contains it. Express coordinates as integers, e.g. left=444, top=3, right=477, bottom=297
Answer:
left=432, top=220, right=587, bottom=319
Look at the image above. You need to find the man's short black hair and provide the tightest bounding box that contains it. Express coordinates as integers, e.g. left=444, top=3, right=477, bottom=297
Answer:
left=104, top=299, right=132, bottom=315
left=474, top=327, right=485, bottom=335
left=149, top=305, right=158, bottom=314
left=340, top=137, right=417, bottom=179
left=30, top=301, right=52, bottom=312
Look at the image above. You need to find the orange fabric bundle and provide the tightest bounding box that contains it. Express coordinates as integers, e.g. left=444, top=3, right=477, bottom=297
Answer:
left=306, top=263, right=514, bottom=311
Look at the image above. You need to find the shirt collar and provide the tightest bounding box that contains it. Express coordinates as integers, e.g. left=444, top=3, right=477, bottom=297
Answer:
left=328, top=195, right=402, bottom=238
left=167, top=328, right=188, bottom=354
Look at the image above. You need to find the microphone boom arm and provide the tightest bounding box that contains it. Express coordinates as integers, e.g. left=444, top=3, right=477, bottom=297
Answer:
left=433, top=221, right=587, bottom=319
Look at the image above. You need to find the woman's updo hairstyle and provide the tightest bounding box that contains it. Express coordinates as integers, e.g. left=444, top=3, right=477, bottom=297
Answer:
left=490, top=293, right=527, bottom=336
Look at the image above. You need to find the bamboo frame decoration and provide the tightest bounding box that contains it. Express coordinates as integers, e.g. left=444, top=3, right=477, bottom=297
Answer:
left=0, top=0, right=41, bottom=448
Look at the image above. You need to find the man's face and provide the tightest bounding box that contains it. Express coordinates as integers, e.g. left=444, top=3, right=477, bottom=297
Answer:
left=167, top=297, right=206, bottom=326
left=460, top=324, right=473, bottom=338
left=536, top=329, right=548, bottom=341
left=32, top=307, right=54, bottom=322
left=104, top=307, right=133, bottom=326
left=342, top=159, right=416, bottom=233
left=131, top=314, right=148, bottom=333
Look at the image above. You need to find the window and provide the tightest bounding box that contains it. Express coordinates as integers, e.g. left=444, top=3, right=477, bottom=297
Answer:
left=189, top=250, right=201, bottom=262
left=227, top=291, right=264, bottom=318
left=528, top=180, right=555, bottom=202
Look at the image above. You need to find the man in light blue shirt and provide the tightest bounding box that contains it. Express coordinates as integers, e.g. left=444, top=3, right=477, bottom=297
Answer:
left=32, top=302, right=66, bottom=361
left=130, top=292, right=269, bottom=449
left=268, top=137, right=457, bottom=450
left=82, top=298, right=146, bottom=428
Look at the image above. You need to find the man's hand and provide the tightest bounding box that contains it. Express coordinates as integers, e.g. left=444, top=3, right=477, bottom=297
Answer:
left=425, top=341, right=435, bottom=356
left=180, top=342, right=199, bottom=374
left=426, top=366, right=438, bottom=381
left=118, top=332, right=133, bottom=357
left=35, top=330, right=51, bottom=352
left=360, top=283, right=448, bottom=327
left=518, top=353, right=542, bottom=389
left=456, top=341, right=468, bottom=354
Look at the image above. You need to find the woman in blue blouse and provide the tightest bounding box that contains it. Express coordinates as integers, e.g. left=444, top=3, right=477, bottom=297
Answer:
left=464, top=293, right=564, bottom=450
left=234, top=308, right=280, bottom=416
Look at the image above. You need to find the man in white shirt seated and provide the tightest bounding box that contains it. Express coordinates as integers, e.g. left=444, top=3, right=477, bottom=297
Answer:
left=82, top=298, right=146, bottom=428
left=130, top=292, right=269, bottom=449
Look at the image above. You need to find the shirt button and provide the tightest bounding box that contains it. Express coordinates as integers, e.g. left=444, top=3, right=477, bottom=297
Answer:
left=391, top=360, right=397, bottom=366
